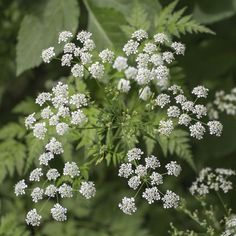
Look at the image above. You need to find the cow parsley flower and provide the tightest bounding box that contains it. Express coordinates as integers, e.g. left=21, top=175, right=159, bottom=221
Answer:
left=162, top=51, right=174, bottom=63
left=33, top=122, right=47, bottom=139
left=145, top=155, right=160, bottom=169
left=41, top=106, right=53, bottom=119
left=25, top=113, right=36, bottom=129
left=113, top=56, right=128, bottom=71
left=61, top=53, right=73, bottom=67
left=165, top=161, right=181, bottom=177
left=39, top=152, right=54, bottom=166
left=153, top=33, right=168, bottom=44
left=31, top=187, right=44, bottom=203
left=46, top=138, right=64, bottom=155
left=171, top=42, right=185, bottom=55
left=99, top=49, right=114, bottom=63
left=127, top=148, right=143, bottom=162
left=46, top=168, right=60, bottom=181
left=58, top=31, right=73, bottom=43
left=150, top=54, right=163, bottom=66
left=207, top=121, right=223, bottom=136
left=139, top=86, right=152, bottom=101
left=51, top=203, right=67, bottom=221
left=71, top=110, right=87, bottom=125
left=88, top=62, right=104, bottom=79
left=63, top=43, right=76, bottom=53
left=135, top=165, right=147, bottom=177
left=79, top=181, right=96, bottom=199
left=123, top=40, right=139, bottom=56
left=26, top=209, right=41, bottom=226
left=155, top=65, right=169, bottom=80
left=29, top=168, right=43, bottom=182
left=117, top=79, right=131, bottom=93
left=14, top=180, right=28, bottom=196
left=189, top=122, right=206, bottom=140
left=158, top=119, right=174, bottom=136
left=58, top=183, right=73, bottom=198
left=128, top=176, right=141, bottom=190
left=135, top=68, right=151, bottom=85
left=143, top=43, right=157, bottom=54
left=150, top=172, right=163, bottom=185
left=142, top=187, right=160, bottom=204
left=71, top=64, right=84, bottom=78
left=118, top=163, right=133, bottom=178
left=192, top=86, right=209, bottom=98
left=178, top=114, right=191, bottom=126
left=77, top=30, right=92, bottom=43
left=132, top=29, right=148, bottom=41
left=125, top=67, right=137, bottom=80
left=42, top=47, right=55, bottom=63
left=63, top=162, right=80, bottom=178
left=56, top=122, right=69, bottom=135
left=167, top=106, right=181, bottom=118
left=162, top=190, right=180, bottom=208
left=155, top=94, right=170, bottom=108
left=119, top=197, right=137, bottom=215
left=45, top=185, right=57, bottom=198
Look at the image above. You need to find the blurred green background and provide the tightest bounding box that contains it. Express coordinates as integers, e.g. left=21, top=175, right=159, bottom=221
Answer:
left=0, top=0, right=236, bottom=235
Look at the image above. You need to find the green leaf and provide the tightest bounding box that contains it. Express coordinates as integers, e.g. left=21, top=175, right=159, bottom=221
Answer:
left=16, top=0, right=80, bottom=75
left=12, top=97, right=39, bottom=115
left=0, top=123, right=25, bottom=140
left=84, top=0, right=127, bottom=49
left=155, top=0, right=214, bottom=37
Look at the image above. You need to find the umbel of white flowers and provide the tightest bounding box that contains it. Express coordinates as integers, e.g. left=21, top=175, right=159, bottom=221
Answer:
left=118, top=148, right=181, bottom=215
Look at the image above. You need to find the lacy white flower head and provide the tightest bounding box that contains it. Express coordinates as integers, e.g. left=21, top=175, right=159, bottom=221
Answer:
left=207, top=87, right=236, bottom=120
left=118, top=148, right=181, bottom=215
left=25, top=209, right=42, bottom=227
left=153, top=84, right=223, bottom=139
left=25, top=81, right=89, bottom=141
left=221, top=215, right=236, bottom=236
left=189, top=167, right=235, bottom=196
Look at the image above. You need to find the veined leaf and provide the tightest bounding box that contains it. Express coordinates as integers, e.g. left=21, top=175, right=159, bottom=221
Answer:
left=16, top=0, right=80, bottom=76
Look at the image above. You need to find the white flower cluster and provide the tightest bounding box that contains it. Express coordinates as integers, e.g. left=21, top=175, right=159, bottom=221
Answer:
left=113, top=30, right=185, bottom=96
left=155, top=85, right=223, bottom=139
left=207, top=87, right=236, bottom=120
left=25, top=81, right=89, bottom=140
left=189, top=167, right=235, bottom=196
left=221, top=215, right=236, bottom=236
left=16, top=81, right=96, bottom=226
left=118, top=148, right=181, bottom=215
left=42, top=30, right=115, bottom=80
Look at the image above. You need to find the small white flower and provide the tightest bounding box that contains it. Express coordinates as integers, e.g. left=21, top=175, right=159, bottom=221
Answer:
left=158, top=119, right=174, bottom=136
left=70, top=94, right=88, bottom=108
left=118, top=163, right=133, bottom=178
left=63, top=43, right=76, bottom=53
left=168, top=85, right=183, bottom=95
left=117, top=79, right=131, bottom=93
left=135, top=68, right=151, bottom=85
left=182, top=101, right=194, bottom=112
left=207, top=121, right=223, bottom=136
left=123, top=40, right=139, bottom=56
left=162, top=190, right=180, bottom=208
left=58, top=31, right=73, bottom=43
left=42, top=47, right=55, bottom=63
left=165, top=161, right=181, bottom=177
left=49, top=115, right=59, bottom=126
left=125, top=67, right=137, bottom=80
left=57, top=106, right=70, bottom=118
left=56, top=122, right=69, bottom=136
left=127, top=148, right=143, bottom=162
left=145, top=155, right=160, bottom=169
left=189, top=122, right=206, bottom=140
left=71, top=64, right=84, bottom=78
left=142, top=187, right=160, bottom=204
left=77, top=31, right=92, bottom=43
left=128, top=176, right=141, bottom=190
left=14, top=179, right=28, bottom=196
left=99, top=49, right=114, bottom=63
left=153, top=33, right=168, bottom=44
left=41, top=106, right=53, bottom=119
left=80, top=52, right=92, bottom=65
left=171, top=42, right=185, bottom=55
left=162, top=51, right=174, bottom=64
left=178, top=114, right=191, bottom=126
left=139, top=86, right=152, bottom=101
left=46, top=168, right=60, bottom=181
left=25, top=113, right=36, bottom=129
left=26, top=209, right=41, bottom=226
left=63, top=162, right=80, bottom=178
left=46, top=137, right=64, bottom=155
left=79, top=181, right=96, bottom=199
left=35, top=92, right=52, bottom=106
left=135, top=164, right=147, bottom=177
left=58, top=183, right=73, bottom=198
left=71, top=110, right=87, bottom=125
left=61, top=53, right=73, bottom=67
left=155, top=94, right=170, bottom=108
left=83, top=39, right=96, bottom=51
left=132, top=29, right=148, bottom=41
left=167, top=106, right=181, bottom=118
left=118, top=197, right=137, bottom=215
left=136, top=53, right=149, bottom=68
left=155, top=65, right=169, bottom=80
left=29, top=168, right=43, bottom=182
left=31, top=187, right=44, bottom=203
left=33, top=122, right=47, bottom=139
left=193, top=105, right=207, bottom=119
left=192, top=86, right=209, bottom=98
left=113, top=56, right=128, bottom=71
left=88, top=62, right=104, bottom=79
left=175, top=94, right=187, bottom=104
left=143, top=42, right=157, bottom=54
left=52, top=82, right=68, bottom=97
left=51, top=203, right=67, bottom=221
left=150, top=54, right=163, bottom=66
left=45, top=185, right=57, bottom=198
left=150, top=172, right=163, bottom=185
left=39, top=152, right=54, bottom=166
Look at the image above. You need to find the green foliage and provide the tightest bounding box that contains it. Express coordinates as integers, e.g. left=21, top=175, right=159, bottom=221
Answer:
left=159, top=129, right=195, bottom=170
left=155, top=0, right=214, bottom=37
left=16, top=0, right=80, bottom=75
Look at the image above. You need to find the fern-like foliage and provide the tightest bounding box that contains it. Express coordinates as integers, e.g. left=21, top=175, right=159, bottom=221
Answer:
left=121, top=2, right=150, bottom=36
left=155, top=0, right=214, bottom=37
left=159, top=129, right=195, bottom=170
